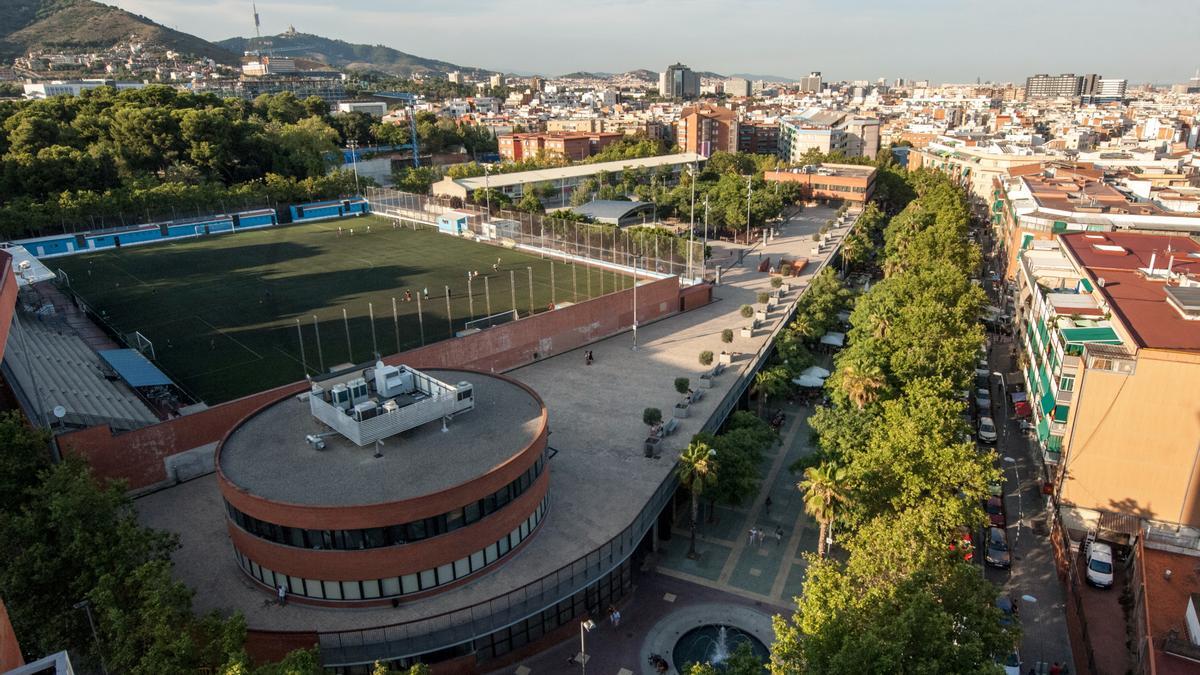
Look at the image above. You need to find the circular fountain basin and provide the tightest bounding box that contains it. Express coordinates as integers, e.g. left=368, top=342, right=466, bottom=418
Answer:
left=672, top=624, right=769, bottom=671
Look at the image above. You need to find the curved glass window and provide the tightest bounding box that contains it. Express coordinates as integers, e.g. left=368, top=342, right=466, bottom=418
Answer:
left=235, top=495, right=548, bottom=601
left=227, top=452, right=545, bottom=550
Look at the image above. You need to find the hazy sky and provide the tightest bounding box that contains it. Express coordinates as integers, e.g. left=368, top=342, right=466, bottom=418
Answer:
left=110, top=0, right=1199, bottom=83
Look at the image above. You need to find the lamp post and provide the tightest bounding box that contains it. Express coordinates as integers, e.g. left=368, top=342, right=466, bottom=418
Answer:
left=631, top=255, right=642, bottom=350
left=73, top=600, right=109, bottom=675
left=483, top=163, right=491, bottom=219
left=688, top=163, right=697, bottom=281
left=578, top=619, right=596, bottom=675
left=347, top=140, right=360, bottom=194
left=745, top=174, right=753, bottom=247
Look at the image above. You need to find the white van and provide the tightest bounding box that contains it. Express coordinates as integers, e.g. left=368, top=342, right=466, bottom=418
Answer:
left=1086, top=541, right=1114, bottom=589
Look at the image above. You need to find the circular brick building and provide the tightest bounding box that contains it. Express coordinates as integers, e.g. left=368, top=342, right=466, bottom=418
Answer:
left=215, top=364, right=549, bottom=607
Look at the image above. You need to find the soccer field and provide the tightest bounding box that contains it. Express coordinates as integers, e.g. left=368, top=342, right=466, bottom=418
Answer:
left=55, top=215, right=630, bottom=403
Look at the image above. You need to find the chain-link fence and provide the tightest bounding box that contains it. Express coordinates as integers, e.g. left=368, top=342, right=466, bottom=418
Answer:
left=366, top=187, right=705, bottom=280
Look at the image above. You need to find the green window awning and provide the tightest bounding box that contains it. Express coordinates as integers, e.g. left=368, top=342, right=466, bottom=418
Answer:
left=993, top=200, right=1004, bottom=212
left=1060, top=326, right=1121, bottom=345
left=1040, top=390, right=1056, bottom=416
left=1052, top=220, right=1068, bottom=234
left=1079, top=278, right=1094, bottom=293
left=1037, top=318, right=1050, bottom=348
left=1046, top=435, right=1063, bottom=451
left=1037, top=415, right=1050, bottom=441
left=1053, top=404, right=1070, bottom=423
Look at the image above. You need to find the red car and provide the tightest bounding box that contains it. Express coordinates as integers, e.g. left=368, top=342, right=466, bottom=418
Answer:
left=986, top=496, right=1006, bottom=528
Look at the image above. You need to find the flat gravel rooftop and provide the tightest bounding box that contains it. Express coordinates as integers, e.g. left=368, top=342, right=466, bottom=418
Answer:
left=219, top=369, right=543, bottom=506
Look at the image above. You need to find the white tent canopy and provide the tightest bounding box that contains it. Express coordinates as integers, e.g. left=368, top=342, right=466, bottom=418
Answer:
left=793, top=375, right=825, bottom=388
left=801, top=365, right=831, bottom=379
left=820, top=331, right=846, bottom=347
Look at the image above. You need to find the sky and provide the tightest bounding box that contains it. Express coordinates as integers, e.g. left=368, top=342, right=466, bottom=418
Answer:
left=109, top=0, right=1200, bottom=84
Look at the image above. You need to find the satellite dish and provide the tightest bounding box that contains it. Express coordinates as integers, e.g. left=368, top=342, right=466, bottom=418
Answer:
left=52, top=405, right=66, bottom=420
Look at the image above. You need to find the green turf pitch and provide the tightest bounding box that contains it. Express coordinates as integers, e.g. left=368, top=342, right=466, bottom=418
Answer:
left=55, top=216, right=629, bottom=403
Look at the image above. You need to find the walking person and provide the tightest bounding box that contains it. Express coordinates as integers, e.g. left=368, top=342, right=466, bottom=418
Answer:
left=277, top=583, right=287, bottom=606
left=612, top=608, right=620, bottom=627
left=775, top=526, right=783, bottom=546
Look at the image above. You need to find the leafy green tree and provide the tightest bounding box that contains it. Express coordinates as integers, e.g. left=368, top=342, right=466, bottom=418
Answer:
left=267, top=116, right=340, bottom=179
left=392, top=166, right=440, bottom=194
left=752, top=366, right=791, bottom=418
left=677, top=441, right=717, bottom=559
left=516, top=190, right=545, bottom=213
left=0, top=411, right=50, bottom=512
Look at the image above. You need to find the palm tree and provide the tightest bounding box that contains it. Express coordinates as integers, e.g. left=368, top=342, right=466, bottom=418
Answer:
left=677, top=441, right=718, bottom=560
left=753, top=366, right=791, bottom=418
left=799, top=463, right=849, bottom=558
left=838, top=360, right=886, bottom=409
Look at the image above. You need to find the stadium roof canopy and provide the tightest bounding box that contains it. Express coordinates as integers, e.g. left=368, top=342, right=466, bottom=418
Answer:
left=99, top=349, right=173, bottom=388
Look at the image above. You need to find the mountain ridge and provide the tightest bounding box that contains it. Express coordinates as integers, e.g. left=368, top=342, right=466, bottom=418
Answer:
left=0, top=0, right=237, bottom=64
left=216, top=32, right=483, bottom=77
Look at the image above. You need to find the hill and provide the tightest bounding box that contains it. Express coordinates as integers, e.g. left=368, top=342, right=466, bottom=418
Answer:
left=0, top=0, right=236, bottom=63
left=217, top=32, right=481, bottom=77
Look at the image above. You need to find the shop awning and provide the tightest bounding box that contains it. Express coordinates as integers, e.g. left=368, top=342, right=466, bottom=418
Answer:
left=820, top=332, right=846, bottom=347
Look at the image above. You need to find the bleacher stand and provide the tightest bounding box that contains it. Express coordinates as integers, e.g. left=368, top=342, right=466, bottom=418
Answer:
left=3, top=303, right=158, bottom=432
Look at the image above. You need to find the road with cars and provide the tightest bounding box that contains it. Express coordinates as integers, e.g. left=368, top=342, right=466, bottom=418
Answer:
left=975, top=227, right=1076, bottom=674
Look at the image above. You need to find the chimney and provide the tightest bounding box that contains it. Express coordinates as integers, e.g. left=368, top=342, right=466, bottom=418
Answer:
left=1148, top=252, right=1157, bottom=276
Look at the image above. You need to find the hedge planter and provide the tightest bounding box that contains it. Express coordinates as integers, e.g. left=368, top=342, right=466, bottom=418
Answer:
left=699, top=373, right=714, bottom=388
left=719, top=351, right=733, bottom=365
left=674, top=402, right=690, bottom=419
left=741, top=327, right=753, bottom=339
left=755, top=310, right=767, bottom=322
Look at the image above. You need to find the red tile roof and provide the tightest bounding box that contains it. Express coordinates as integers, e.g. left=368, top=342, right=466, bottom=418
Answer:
left=1060, top=232, right=1200, bottom=351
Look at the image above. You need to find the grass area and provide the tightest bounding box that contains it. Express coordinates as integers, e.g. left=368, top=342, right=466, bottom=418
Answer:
left=56, top=215, right=629, bottom=403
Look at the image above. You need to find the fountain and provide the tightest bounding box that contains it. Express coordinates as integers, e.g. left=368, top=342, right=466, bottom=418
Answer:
left=711, top=626, right=730, bottom=664
left=671, top=624, right=768, bottom=671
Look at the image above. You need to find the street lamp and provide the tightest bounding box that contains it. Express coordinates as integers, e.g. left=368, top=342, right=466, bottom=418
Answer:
left=631, top=255, right=642, bottom=351
left=483, top=163, right=491, bottom=220
left=688, top=163, right=697, bottom=281
left=578, top=619, right=596, bottom=675
left=1003, top=456, right=1022, bottom=553
left=745, top=175, right=753, bottom=248
left=73, top=600, right=109, bottom=675
left=347, top=140, right=361, bottom=195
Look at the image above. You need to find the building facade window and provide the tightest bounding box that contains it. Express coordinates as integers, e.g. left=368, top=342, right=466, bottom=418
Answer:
left=227, top=452, right=545, bottom=551
left=234, top=495, right=549, bottom=602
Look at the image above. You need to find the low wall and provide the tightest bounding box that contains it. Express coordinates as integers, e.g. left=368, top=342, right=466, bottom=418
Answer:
left=58, top=276, right=693, bottom=491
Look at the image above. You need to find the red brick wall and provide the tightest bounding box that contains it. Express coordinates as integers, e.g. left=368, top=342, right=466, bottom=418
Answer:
left=679, top=282, right=712, bottom=312
left=59, top=276, right=688, bottom=491
left=243, top=629, right=318, bottom=665
left=0, top=598, right=23, bottom=671
left=0, top=251, right=15, bottom=361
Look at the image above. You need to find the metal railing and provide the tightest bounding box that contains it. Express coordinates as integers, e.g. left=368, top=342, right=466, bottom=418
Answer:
left=365, top=187, right=705, bottom=282
left=315, top=206, right=859, bottom=667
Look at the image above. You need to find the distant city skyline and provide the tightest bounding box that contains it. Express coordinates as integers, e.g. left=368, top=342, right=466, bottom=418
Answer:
left=109, top=0, right=1198, bottom=84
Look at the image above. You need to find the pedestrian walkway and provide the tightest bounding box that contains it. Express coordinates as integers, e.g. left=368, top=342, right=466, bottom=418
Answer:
left=655, top=401, right=822, bottom=605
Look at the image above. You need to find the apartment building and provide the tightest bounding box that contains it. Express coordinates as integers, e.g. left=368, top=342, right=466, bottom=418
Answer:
left=737, top=122, right=780, bottom=156
left=677, top=105, right=737, bottom=157
left=497, top=131, right=623, bottom=162
left=658, top=63, right=699, bottom=99
left=778, top=111, right=879, bottom=162
left=1012, top=232, right=1200, bottom=540
left=1025, top=73, right=1084, bottom=99
left=908, top=137, right=1052, bottom=200
left=992, top=163, right=1200, bottom=281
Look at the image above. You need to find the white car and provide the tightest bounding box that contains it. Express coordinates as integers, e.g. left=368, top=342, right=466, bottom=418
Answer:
left=1002, top=650, right=1021, bottom=675
left=1086, top=541, right=1115, bottom=589
left=978, top=417, right=998, bottom=443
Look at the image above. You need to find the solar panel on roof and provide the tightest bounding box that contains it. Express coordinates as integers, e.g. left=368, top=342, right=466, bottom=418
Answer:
left=1165, top=286, right=1200, bottom=311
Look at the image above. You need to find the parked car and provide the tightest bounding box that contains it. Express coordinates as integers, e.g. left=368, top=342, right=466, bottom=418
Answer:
left=975, top=388, right=993, bottom=412
left=985, top=526, right=1011, bottom=568
left=995, top=595, right=1017, bottom=627
left=985, top=496, right=1006, bottom=527
left=978, top=416, right=998, bottom=443
left=988, top=479, right=1003, bottom=498
left=1086, top=541, right=1115, bottom=589
left=1001, top=650, right=1021, bottom=675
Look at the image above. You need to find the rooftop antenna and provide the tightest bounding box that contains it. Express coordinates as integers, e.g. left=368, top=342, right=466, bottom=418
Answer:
left=252, top=1, right=261, bottom=38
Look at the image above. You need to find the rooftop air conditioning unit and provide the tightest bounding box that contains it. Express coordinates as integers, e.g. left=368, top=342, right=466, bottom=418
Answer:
left=330, top=384, right=351, bottom=410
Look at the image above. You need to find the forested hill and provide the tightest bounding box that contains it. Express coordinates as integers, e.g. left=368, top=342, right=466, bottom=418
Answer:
left=0, top=0, right=236, bottom=63
left=217, top=32, right=482, bottom=77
